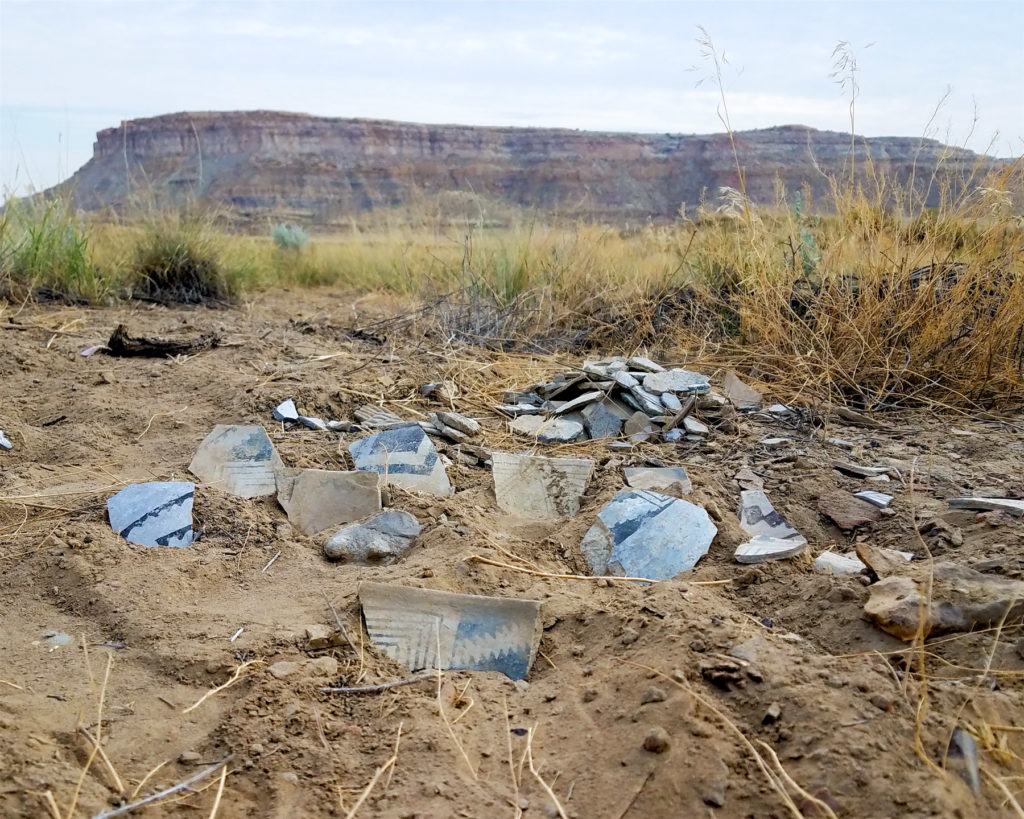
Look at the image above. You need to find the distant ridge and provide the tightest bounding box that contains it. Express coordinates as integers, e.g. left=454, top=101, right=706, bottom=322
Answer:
left=48, top=111, right=1005, bottom=226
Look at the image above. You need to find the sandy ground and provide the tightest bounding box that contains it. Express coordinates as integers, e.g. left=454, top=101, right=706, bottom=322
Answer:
left=1, top=290, right=1023, bottom=818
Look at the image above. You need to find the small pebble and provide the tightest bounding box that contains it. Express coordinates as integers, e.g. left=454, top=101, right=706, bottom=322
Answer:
left=643, top=726, right=671, bottom=753
left=268, top=661, right=299, bottom=679
left=763, top=702, right=782, bottom=724
left=178, top=751, right=201, bottom=764
left=641, top=685, right=667, bottom=704
left=620, top=627, right=639, bottom=645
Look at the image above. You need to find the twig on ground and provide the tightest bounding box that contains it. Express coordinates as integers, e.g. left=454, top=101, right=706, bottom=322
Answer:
left=343, top=723, right=402, bottom=819
left=92, top=757, right=234, bottom=819
left=468, top=554, right=732, bottom=586
left=982, top=768, right=1024, bottom=818
left=261, top=550, right=281, bottom=573
left=319, top=672, right=433, bottom=694
left=79, top=727, right=125, bottom=793
left=321, top=589, right=359, bottom=654
left=208, top=765, right=228, bottom=819
left=183, top=660, right=262, bottom=714
left=526, top=726, right=568, bottom=819
left=436, top=625, right=478, bottom=780
left=615, top=770, right=654, bottom=819
left=0, top=678, right=23, bottom=690
left=66, top=652, right=113, bottom=819
left=130, top=760, right=168, bottom=799
left=39, top=791, right=61, bottom=819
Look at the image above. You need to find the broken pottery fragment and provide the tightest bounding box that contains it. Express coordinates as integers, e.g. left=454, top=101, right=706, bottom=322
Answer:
left=359, top=582, right=541, bottom=679
left=814, top=551, right=867, bottom=575
left=946, top=727, right=981, bottom=795
left=353, top=405, right=406, bottom=429
left=864, top=562, right=1024, bottom=640
left=735, top=489, right=807, bottom=563
left=817, top=491, right=882, bottom=529
left=107, top=481, right=194, bottom=547
left=349, top=424, right=452, bottom=496
left=491, top=452, right=594, bottom=518
left=188, top=425, right=284, bottom=497
left=948, top=497, right=1024, bottom=517
left=272, top=399, right=299, bottom=422
left=854, top=490, right=894, bottom=508
left=581, top=490, right=717, bottom=580
left=642, top=369, right=711, bottom=395
left=0, top=430, right=11, bottom=451
left=831, top=460, right=893, bottom=479
left=324, top=510, right=421, bottom=563
left=720, top=371, right=762, bottom=409
left=276, top=468, right=381, bottom=535
left=624, top=467, right=692, bottom=494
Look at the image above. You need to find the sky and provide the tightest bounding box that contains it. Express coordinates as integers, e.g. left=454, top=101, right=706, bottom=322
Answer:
left=2, top=0, right=1022, bottom=194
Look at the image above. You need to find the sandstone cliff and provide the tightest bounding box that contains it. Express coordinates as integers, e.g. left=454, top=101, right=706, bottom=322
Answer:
left=55, top=111, right=1003, bottom=226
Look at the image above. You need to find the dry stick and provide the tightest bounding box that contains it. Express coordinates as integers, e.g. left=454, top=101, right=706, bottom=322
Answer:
left=79, top=727, right=125, bottom=794
left=435, top=624, right=478, bottom=780
left=469, top=554, right=732, bottom=586
left=40, top=791, right=62, bottom=819
left=321, top=589, right=359, bottom=654
left=66, top=652, right=113, bottom=819
left=208, top=765, right=228, bottom=819
left=182, top=660, right=261, bottom=714
left=990, top=725, right=1024, bottom=734
left=982, top=768, right=1024, bottom=818
left=261, top=551, right=281, bottom=573
left=615, top=770, right=654, bottom=819
left=526, top=726, right=568, bottom=819
left=319, top=671, right=433, bottom=694
left=343, top=723, right=402, bottom=819
left=92, top=757, right=234, bottom=819
left=0, top=678, right=23, bottom=690
left=130, top=760, right=167, bottom=800
left=756, top=741, right=839, bottom=819
left=504, top=694, right=522, bottom=819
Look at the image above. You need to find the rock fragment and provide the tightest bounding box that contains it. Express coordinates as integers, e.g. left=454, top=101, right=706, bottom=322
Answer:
left=581, top=400, right=627, bottom=439
left=623, top=411, right=655, bottom=443
left=433, top=411, right=481, bottom=436
left=324, top=510, right=421, bottom=563
left=948, top=497, right=1024, bottom=517
left=359, top=582, right=541, bottom=679
left=642, top=369, right=710, bottom=395
left=642, top=727, right=671, bottom=753
left=946, top=727, right=981, bottom=795
left=581, top=490, right=717, bottom=580
left=491, top=452, right=594, bottom=518
left=188, top=424, right=284, bottom=497
left=107, top=481, right=194, bottom=547
left=720, top=371, right=762, bottom=408
left=814, top=551, right=866, bottom=575
left=817, top=491, right=882, bottom=529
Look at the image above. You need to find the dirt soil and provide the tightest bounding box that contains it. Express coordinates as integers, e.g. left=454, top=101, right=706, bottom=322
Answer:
left=2, top=290, right=1023, bottom=818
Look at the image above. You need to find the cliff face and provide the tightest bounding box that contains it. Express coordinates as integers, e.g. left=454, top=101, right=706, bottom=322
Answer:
left=58, top=111, right=998, bottom=225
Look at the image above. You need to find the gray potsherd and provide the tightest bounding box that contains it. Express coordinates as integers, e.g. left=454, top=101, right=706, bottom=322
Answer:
left=349, top=423, right=452, bottom=496
left=0, top=430, right=11, bottom=451
left=359, top=581, right=542, bottom=679
left=735, top=489, right=808, bottom=563
left=948, top=497, right=1024, bottom=516
left=324, top=510, right=422, bottom=563
left=854, top=490, right=894, bottom=508
left=491, top=451, right=594, bottom=518
left=272, top=399, right=299, bottom=422
left=276, top=468, right=381, bottom=535
left=581, top=490, right=717, bottom=580
left=188, top=424, right=284, bottom=498
left=107, top=481, right=195, bottom=547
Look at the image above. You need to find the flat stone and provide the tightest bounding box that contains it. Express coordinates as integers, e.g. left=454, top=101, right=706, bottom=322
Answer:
left=817, top=491, right=882, bottom=529
left=188, top=425, right=284, bottom=497
left=427, top=415, right=472, bottom=443
left=948, top=497, right=1024, bottom=517
left=303, top=624, right=337, bottom=649
left=324, top=510, right=422, bottom=563
left=495, top=403, right=546, bottom=417
left=509, top=415, right=546, bottom=436
left=628, top=356, right=666, bottom=373
left=307, top=656, right=339, bottom=677
left=628, top=384, right=664, bottom=415
left=268, top=661, right=300, bottom=679
left=272, top=399, right=299, bottom=422
left=612, top=371, right=639, bottom=389
left=0, top=430, right=11, bottom=451
left=814, top=551, right=866, bottom=575
left=276, top=468, right=381, bottom=535
left=855, top=490, right=894, bottom=508
left=359, top=581, right=541, bottom=679
left=760, top=437, right=792, bottom=448
left=349, top=424, right=452, bottom=496
left=696, top=391, right=727, bottom=410
left=683, top=417, right=709, bottom=435
left=720, top=371, right=762, bottom=408
left=551, top=391, right=604, bottom=415
left=107, top=481, right=195, bottom=547
left=736, top=489, right=807, bottom=563
left=434, top=411, right=481, bottom=436
left=582, top=400, right=625, bottom=440
left=623, top=411, right=655, bottom=442
left=581, top=490, right=717, bottom=580
left=297, top=415, right=328, bottom=430
left=624, top=467, right=692, bottom=494
left=491, top=452, right=594, bottom=518
left=642, top=369, right=711, bottom=395
left=538, top=417, right=585, bottom=443
left=660, top=392, right=682, bottom=412
left=663, top=429, right=684, bottom=442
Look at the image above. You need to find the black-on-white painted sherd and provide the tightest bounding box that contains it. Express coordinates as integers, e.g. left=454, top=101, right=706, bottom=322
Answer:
left=107, top=481, right=195, bottom=547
